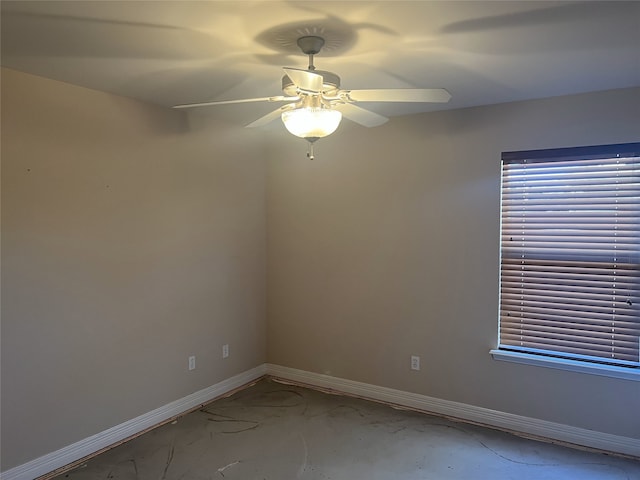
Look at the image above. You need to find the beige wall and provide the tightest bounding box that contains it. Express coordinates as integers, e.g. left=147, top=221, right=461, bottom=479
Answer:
left=2, top=67, right=639, bottom=472
left=266, top=87, right=640, bottom=439
left=1, top=68, right=267, bottom=470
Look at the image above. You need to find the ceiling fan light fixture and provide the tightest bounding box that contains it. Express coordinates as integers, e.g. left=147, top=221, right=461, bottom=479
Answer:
left=281, top=106, right=342, bottom=140
left=173, top=33, right=451, bottom=159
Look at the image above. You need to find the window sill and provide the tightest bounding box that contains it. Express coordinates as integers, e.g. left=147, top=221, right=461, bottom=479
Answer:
left=490, top=349, right=640, bottom=382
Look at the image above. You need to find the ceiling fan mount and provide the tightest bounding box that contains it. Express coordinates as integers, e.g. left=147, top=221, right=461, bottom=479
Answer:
left=296, top=35, right=325, bottom=56
left=282, top=36, right=341, bottom=96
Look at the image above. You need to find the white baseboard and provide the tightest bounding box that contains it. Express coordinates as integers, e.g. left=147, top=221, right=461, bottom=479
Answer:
left=265, top=363, right=640, bottom=458
left=4, top=362, right=637, bottom=480
left=1, top=365, right=267, bottom=480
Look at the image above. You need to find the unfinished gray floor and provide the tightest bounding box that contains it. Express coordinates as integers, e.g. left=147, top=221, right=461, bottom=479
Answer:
left=54, top=378, right=639, bottom=480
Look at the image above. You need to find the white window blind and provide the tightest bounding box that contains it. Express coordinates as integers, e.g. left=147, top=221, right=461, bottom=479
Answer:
left=498, top=143, right=640, bottom=368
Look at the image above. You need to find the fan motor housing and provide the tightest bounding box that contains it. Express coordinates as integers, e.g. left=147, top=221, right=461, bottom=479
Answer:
left=282, top=70, right=341, bottom=97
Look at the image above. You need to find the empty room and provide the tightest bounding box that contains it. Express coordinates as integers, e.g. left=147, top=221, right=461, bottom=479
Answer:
left=1, top=1, right=639, bottom=479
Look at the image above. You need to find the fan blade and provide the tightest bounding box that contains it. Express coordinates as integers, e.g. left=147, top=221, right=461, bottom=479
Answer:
left=246, top=104, right=297, bottom=128
left=283, top=68, right=323, bottom=93
left=333, top=103, right=388, bottom=127
left=173, top=96, right=295, bottom=109
left=344, top=88, right=451, bottom=103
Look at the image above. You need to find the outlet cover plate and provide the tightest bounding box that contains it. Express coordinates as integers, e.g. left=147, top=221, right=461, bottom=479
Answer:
left=411, top=355, right=420, bottom=371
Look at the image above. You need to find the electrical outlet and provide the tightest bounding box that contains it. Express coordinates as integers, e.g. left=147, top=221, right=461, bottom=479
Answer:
left=222, top=344, right=229, bottom=359
left=410, top=355, right=420, bottom=371
left=188, top=356, right=196, bottom=371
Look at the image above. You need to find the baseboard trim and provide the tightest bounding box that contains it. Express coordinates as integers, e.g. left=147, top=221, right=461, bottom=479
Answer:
left=1, top=365, right=267, bottom=480
left=5, top=362, right=638, bottom=480
left=265, top=363, right=640, bottom=458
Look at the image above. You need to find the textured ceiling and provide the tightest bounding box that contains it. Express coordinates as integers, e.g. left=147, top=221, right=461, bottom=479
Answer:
left=2, top=1, right=639, bottom=124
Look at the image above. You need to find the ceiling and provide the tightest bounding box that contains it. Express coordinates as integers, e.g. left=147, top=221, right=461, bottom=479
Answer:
left=2, top=1, right=639, bottom=124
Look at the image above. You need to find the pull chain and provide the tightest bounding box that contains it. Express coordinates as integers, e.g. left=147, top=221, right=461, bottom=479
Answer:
left=307, top=141, right=315, bottom=160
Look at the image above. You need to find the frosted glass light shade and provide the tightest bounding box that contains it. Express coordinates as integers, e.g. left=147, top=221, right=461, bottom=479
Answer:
left=281, top=107, right=342, bottom=139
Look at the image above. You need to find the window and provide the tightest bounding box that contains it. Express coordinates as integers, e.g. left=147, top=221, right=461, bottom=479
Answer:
left=495, top=143, right=640, bottom=374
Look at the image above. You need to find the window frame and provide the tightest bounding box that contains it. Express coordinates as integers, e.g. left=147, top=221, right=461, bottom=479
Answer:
left=493, top=142, right=640, bottom=381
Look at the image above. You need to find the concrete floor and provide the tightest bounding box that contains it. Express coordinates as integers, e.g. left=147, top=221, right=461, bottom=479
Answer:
left=54, top=378, right=640, bottom=480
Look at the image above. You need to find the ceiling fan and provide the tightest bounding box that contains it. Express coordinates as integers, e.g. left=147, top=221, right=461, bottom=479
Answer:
left=173, top=36, right=451, bottom=159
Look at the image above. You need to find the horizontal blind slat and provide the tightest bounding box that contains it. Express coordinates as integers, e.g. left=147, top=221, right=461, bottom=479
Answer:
left=500, top=331, right=639, bottom=350
left=500, top=319, right=640, bottom=335
left=500, top=259, right=638, bottom=272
